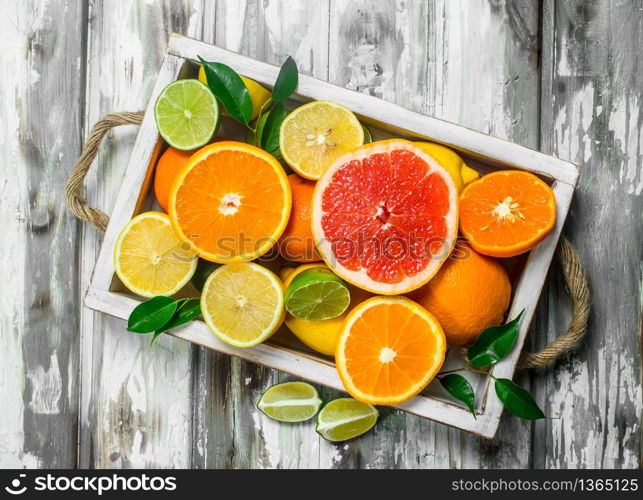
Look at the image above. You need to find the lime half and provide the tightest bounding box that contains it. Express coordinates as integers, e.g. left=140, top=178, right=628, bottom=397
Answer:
left=257, top=381, right=322, bottom=422
left=154, top=79, right=219, bottom=150
left=316, top=398, right=378, bottom=442
left=284, top=267, right=350, bottom=320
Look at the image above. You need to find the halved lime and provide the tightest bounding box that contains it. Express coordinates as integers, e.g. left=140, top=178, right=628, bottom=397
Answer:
left=154, top=79, right=219, bottom=150
left=316, top=398, right=378, bottom=442
left=284, top=267, right=350, bottom=320
left=257, top=381, right=322, bottom=422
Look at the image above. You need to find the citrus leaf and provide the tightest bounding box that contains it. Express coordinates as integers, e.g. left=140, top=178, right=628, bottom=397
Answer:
left=439, top=374, right=476, bottom=417
left=154, top=299, right=201, bottom=336
left=495, top=378, right=545, bottom=420
left=127, top=296, right=178, bottom=333
left=467, top=310, right=524, bottom=367
left=259, top=101, right=287, bottom=152
left=271, top=56, right=298, bottom=102
left=198, top=57, right=252, bottom=123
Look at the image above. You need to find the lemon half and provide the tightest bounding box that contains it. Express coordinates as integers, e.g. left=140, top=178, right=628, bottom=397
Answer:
left=114, top=212, right=197, bottom=298
left=201, top=263, right=285, bottom=347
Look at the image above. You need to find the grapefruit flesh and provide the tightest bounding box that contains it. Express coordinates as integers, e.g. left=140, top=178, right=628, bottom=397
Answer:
left=312, top=139, right=459, bottom=294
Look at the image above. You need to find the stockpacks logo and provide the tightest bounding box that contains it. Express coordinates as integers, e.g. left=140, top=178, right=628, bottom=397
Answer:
left=4, top=474, right=27, bottom=495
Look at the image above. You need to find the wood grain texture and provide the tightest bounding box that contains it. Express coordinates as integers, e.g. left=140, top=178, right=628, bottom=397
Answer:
left=78, top=0, right=210, bottom=468
left=0, top=0, right=87, bottom=467
left=533, top=0, right=641, bottom=469
left=1, top=0, right=640, bottom=469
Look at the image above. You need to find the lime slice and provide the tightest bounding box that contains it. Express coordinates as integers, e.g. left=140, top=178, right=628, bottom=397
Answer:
left=316, top=398, right=378, bottom=442
left=284, top=267, right=350, bottom=320
left=257, top=381, right=322, bottom=422
left=154, top=79, right=219, bottom=150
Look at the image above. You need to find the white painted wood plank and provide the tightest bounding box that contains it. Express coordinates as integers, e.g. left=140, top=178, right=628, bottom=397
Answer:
left=534, top=0, right=641, bottom=469
left=0, top=0, right=87, bottom=467
left=79, top=0, right=210, bottom=468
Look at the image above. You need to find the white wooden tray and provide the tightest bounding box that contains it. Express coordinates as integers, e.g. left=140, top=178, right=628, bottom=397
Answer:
left=85, top=34, right=579, bottom=439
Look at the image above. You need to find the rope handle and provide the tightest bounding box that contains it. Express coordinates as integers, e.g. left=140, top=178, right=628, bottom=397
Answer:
left=64, top=111, right=145, bottom=232
left=65, top=112, right=590, bottom=368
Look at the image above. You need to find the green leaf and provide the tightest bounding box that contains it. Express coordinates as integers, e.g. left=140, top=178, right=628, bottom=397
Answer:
left=246, top=111, right=270, bottom=147
left=467, top=310, right=524, bottom=367
left=127, top=296, right=178, bottom=333
left=152, top=298, right=202, bottom=340
left=259, top=101, right=287, bottom=152
left=271, top=56, right=298, bottom=102
left=198, top=57, right=252, bottom=123
left=439, top=374, right=476, bottom=417
left=495, top=378, right=545, bottom=420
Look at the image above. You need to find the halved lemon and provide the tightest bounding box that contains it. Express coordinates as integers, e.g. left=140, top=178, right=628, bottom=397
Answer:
left=335, top=296, right=446, bottom=405
left=201, top=262, right=285, bottom=347
left=113, top=212, right=197, bottom=298
left=279, top=100, right=364, bottom=180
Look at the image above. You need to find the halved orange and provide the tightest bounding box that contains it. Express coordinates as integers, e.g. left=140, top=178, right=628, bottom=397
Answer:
left=335, top=296, right=446, bottom=405
left=168, top=141, right=291, bottom=263
left=459, top=170, right=556, bottom=258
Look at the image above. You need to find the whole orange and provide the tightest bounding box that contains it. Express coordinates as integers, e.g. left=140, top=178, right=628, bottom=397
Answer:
left=278, top=174, right=321, bottom=262
left=154, top=147, right=192, bottom=212
left=409, top=242, right=511, bottom=345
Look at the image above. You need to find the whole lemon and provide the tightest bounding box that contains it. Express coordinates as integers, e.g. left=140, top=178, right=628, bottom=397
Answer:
left=198, top=66, right=271, bottom=121
left=409, top=242, right=511, bottom=345
left=415, top=142, right=480, bottom=192
left=281, top=264, right=370, bottom=356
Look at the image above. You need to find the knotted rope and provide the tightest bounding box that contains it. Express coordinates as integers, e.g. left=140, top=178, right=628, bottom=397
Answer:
left=64, top=111, right=145, bottom=231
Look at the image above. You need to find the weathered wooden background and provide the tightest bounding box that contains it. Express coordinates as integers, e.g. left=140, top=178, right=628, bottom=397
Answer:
left=1, top=0, right=640, bottom=469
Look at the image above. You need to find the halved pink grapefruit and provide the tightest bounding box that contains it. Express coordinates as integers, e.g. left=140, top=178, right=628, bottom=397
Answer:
left=312, top=139, right=459, bottom=294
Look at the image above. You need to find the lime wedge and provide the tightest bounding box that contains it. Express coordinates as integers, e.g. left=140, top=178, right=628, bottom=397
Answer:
left=257, top=382, right=322, bottom=422
left=154, top=79, right=219, bottom=150
left=361, top=123, right=372, bottom=143
left=316, top=398, right=378, bottom=442
left=284, top=267, right=350, bottom=320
